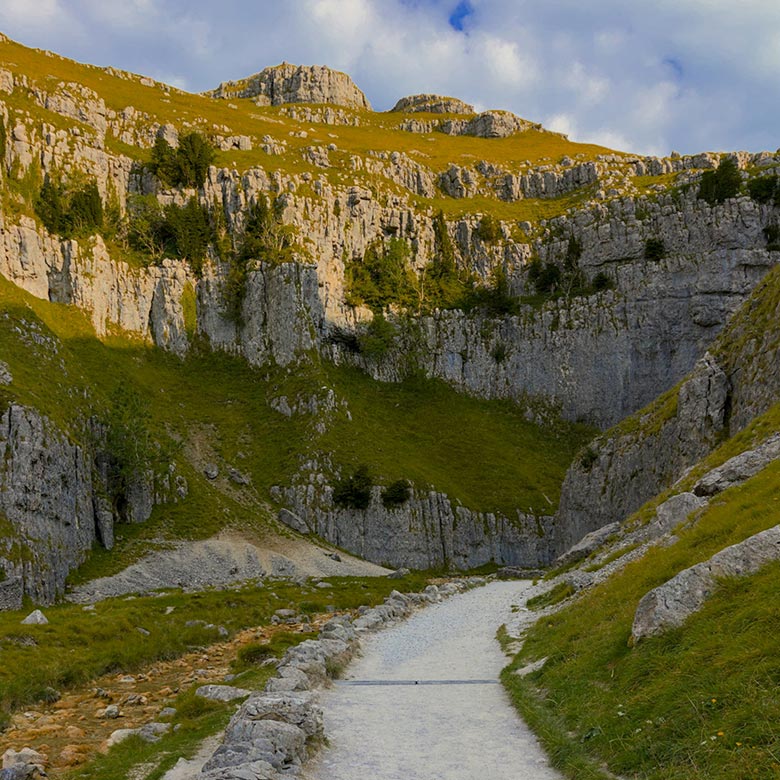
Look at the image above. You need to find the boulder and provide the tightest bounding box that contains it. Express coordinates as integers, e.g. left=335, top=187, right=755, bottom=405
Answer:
left=693, top=434, right=780, bottom=496
left=196, top=684, right=252, bottom=702
left=555, top=522, right=620, bottom=567
left=21, top=610, right=48, bottom=625
left=632, top=524, right=780, bottom=642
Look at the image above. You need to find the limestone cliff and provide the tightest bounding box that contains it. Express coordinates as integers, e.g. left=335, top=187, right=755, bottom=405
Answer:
left=208, top=63, right=371, bottom=110
left=555, top=264, right=780, bottom=552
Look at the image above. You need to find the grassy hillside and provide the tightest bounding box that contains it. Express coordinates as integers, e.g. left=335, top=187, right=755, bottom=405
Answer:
left=505, top=461, right=780, bottom=779
left=0, top=32, right=642, bottom=228
left=0, top=274, right=592, bottom=581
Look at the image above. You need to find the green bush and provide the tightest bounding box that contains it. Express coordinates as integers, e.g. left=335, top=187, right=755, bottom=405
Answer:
left=698, top=157, right=742, bottom=205
left=476, top=214, right=502, bottom=243
left=35, top=176, right=104, bottom=238
left=163, top=198, right=213, bottom=275
left=332, top=465, right=373, bottom=510
left=346, top=238, right=418, bottom=311
left=644, top=237, right=665, bottom=261
left=747, top=174, right=780, bottom=206
left=149, top=132, right=215, bottom=189
left=127, top=195, right=213, bottom=274
left=358, top=313, right=396, bottom=360
left=491, top=341, right=509, bottom=364
left=591, top=272, right=614, bottom=292
left=99, top=384, right=155, bottom=505
left=463, top=266, right=520, bottom=315
left=579, top=446, right=598, bottom=470
left=764, top=225, right=780, bottom=251
left=381, top=479, right=411, bottom=509
left=425, top=210, right=470, bottom=310
left=528, top=257, right=562, bottom=295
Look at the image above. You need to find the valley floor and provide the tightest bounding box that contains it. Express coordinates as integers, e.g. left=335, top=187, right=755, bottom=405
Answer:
left=303, top=581, right=559, bottom=780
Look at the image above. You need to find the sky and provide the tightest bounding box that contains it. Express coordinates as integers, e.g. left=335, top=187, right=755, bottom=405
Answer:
left=1, top=0, right=779, bottom=156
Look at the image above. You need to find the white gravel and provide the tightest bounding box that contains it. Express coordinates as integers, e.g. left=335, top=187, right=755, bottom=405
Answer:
left=304, top=581, right=562, bottom=779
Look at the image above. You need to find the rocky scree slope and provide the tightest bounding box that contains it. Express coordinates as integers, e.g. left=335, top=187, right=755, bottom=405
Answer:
left=0, top=34, right=778, bottom=589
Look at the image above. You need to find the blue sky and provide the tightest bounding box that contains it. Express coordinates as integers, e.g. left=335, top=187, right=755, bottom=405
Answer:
left=0, top=0, right=778, bottom=156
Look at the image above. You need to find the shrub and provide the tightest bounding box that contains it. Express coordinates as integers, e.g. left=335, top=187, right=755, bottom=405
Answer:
left=67, top=181, right=103, bottom=234
left=698, top=157, right=741, bottom=205
left=491, top=341, right=509, bottom=364
left=464, top=266, right=520, bottom=315
left=163, top=198, right=213, bottom=275
left=149, top=132, right=215, bottom=189
left=381, top=479, right=411, bottom=509
left=332, top=465, right=373, bottom=510
left=35, top=176, right=104, bottom=238
left=644, top=237, right=665, bottom=261
left=358, top=313, right=396, bottom=360
left=346, top=238, right=417, bottom=311
left=764, top=225, right=780, bottom=251
left=747, top=175, right=779, bottom=204
left=565, top=236, right=582, bottom=270
left=579, top=446, right=598, bottom=470
left=99, top=384, right=155, bottom=504
left=528, top=258, right=562, bottom=295
left=425, top=210, right=470, bottom=310
left=476, top=214, right=502, bottom=243
left=127, top=194, right=166, bottom=258
left=591, top=272, right=614, bottom=292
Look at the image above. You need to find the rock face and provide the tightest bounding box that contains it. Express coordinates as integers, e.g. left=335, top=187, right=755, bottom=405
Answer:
left=0, top=403, right=182, bottom=607
left=0, top=403, right=96, bottom=605
left=209, top=63, right=371, bottom=110
left=631, top=524, right=780, bottom=642
left=555, top=353, right=730, bottom=553
left=276, top=483, right=557, bottom=570
left=391, top=94, right=475, bottom=114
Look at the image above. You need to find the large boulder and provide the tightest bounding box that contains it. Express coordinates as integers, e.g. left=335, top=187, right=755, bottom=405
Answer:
left=631, top=524, right=780, bottom=642
left=693, top=434, right=780, bottom=496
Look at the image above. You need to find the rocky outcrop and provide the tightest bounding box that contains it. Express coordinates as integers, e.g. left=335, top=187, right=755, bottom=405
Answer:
left=391, top=94, right=475, bottom=114
left=0, top=403, right=96, bottom=606
left=441, top=111, right=536, bottom=138
left=275, top=482, right=557, bottom=570
left=0, top=216, right=192, bottom=351
left=631, top=524, right=780, bottom=642
left=555, top=353, right=729, bottom=552
left=0, top=402, right=185, bottom=608
left=693, top=434, right=780, bottom=496
left=208, top=63, right=371, bottom=110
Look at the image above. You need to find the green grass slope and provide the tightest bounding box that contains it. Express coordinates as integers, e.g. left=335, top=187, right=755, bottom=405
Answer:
left=505, top=462, right=780, bottom=779
left=0, top=274, right=592, bottom=581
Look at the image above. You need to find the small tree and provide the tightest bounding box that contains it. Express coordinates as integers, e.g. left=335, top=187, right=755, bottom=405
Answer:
left=332, top=465, right=373, bottom=510
left=381, top=479, right=411, bottom=509
left=101, top=385, right=154, bottom=504
left=476, top=214, right=501, bottom=243
left=699, top=157, right=741, bottom=205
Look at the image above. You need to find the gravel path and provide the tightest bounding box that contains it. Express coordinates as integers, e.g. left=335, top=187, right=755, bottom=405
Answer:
left=304, top=581, right=561, bottom=780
